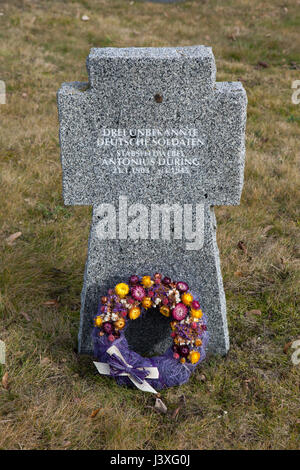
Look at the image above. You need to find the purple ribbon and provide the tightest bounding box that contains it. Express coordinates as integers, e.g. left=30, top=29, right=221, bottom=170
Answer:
left=108, top=353, right=149, bottom=384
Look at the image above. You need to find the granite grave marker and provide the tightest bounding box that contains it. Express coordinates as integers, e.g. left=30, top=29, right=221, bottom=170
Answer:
left=57, top=46, right=247, bottom=357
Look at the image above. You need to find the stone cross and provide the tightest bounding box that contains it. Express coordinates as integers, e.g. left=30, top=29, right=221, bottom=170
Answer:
left=57, top=46, right=247, bottom=357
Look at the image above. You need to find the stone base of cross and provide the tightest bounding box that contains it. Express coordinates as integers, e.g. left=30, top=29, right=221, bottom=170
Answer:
left=79, top=203, right=228, bottom=356
left=57, top=46, right=247, bottom=356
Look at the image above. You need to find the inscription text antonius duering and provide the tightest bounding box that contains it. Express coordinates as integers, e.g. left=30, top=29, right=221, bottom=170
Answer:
left=97, top=128, right=205, bottom=175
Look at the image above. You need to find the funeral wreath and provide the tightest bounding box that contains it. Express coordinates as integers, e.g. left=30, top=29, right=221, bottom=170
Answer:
left=92, top=273, right=209, bottom=391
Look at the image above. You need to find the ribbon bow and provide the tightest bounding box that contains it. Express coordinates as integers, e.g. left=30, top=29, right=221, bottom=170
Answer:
left=108, top=353, right=149, bottom=384
left=94, top=345, right=159, bottom=394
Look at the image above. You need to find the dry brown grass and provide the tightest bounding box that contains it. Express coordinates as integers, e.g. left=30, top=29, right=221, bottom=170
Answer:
left=0, top=0, right=299, bottom=450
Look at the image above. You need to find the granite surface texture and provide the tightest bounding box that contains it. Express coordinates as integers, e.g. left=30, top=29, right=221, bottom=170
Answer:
left=57, top=46, right=247, bottom=207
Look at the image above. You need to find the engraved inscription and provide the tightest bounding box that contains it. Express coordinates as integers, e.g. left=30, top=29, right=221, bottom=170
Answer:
left=96, top=128, right=205, bottom=175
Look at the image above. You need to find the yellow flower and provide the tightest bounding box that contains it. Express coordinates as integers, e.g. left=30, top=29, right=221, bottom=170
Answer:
left=141, top=275, right=154, bottom=288
left=129, top=306, right=141, bottom=320
left=195, top=338, right=202, bottom=347
left=114, top=318, right=126, bottom=330
left=94, top=316, right=103, bottom=327
left=180, top=358, right=186, bottom=364
left=170, top=321, right=177, bottom=331
left=189, top=351, right=201, bottom=364
left=181, top=292, right=193, bottom=306
left=142, top=297, right=152, bottom=309
left=115, top=282, right=129, bottom=298
left=191, top=308, right=203, bottom=319
left=160, top=306, right=170, bottom=317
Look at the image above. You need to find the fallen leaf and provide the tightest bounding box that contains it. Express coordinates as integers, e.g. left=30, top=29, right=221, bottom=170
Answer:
left=283, top=341, right=293, bottom=354
left=264, top=277, right=275, bottom=284
left=43, top=299, right=59, bottom=307
left=40, top=357, right=51, bottom=365
left=243, top=378, right=254, bottom=391
left=63, top=440, right=71, bottom=447
left=90, top=408, right=101, bottom=418
left=237, top=240, right=247, bottom=254
left=198, top=373, right=207, bottom=382
left=245, top=309, right=262, bottom=317
left=262, top=225, right=274, bottom=236
left=171, top=407, right=181, bottom=420
left=257, top=61, right=269, bottom=68
left=234, top=270, right=243, bottom=277
left=179, top=394, right=186, bottom=404
left=6, top=231, right=22, bottom=245
left=154, top=397, right=167, bottom=414
left=20, top=311, right=31, bottom=321
left=228, top=26, right=240, bottom=41
left=2, top=372, right=9, bottom=390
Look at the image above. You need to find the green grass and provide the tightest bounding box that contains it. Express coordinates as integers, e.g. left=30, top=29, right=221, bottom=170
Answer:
left=0, top=0, right=299, bottom=450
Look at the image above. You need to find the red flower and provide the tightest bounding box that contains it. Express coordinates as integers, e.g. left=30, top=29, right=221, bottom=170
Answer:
left=131, top=285, right=146, bottom=301
left=172, top=303, right=188, bottom=321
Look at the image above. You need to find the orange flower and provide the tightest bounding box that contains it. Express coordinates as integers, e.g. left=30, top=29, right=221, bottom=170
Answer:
left=141, top=276, right=154, bottom=288
left=142, top=297, right=152, bottom=309
left=160, top=306, right=170, bottom=317
left=129, top=306, right=141, bottom=320
left=189, top=351, right=201, bottom=364
left=181, top=292, right=193, bottom=306
left=191, top=308, right=203, bottom=319
left=94, top=316, right=103, bottom=327
left=114, top=318, right=126, bottom=330
left=115, top=283, right=129, bottom=298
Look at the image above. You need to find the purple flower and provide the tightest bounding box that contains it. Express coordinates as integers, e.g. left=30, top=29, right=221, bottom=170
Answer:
left=176, top=281, right=189, bottom=292
left=129, top=275, right=139, bottom=285
left=103, top=322, right=113, bottom=335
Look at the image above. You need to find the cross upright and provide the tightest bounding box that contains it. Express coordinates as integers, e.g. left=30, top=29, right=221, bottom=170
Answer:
left=57, top=46, right=247, bottom=356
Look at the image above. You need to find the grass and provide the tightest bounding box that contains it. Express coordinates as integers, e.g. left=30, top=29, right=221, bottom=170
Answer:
left=0, top=0, right=299, bottom=450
